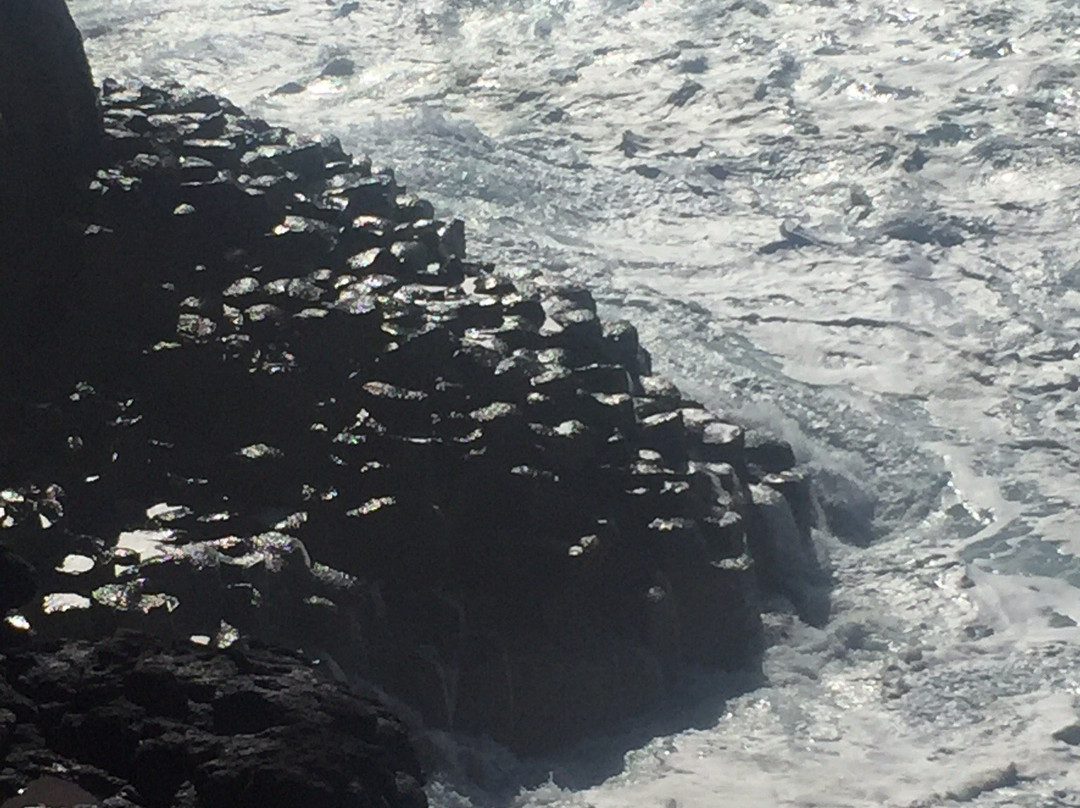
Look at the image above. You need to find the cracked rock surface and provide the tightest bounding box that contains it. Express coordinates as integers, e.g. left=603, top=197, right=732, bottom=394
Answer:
left=0, top=630, right=426, bottom=808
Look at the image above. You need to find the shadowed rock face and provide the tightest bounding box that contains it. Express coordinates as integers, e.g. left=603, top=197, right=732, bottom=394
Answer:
left=0, top=0, right=100, bottom=215
left=0, top=0, right=102, bottom=352
left=0, top=630, right=428, bottom=808
left=0, top=546, right=35, bottom=614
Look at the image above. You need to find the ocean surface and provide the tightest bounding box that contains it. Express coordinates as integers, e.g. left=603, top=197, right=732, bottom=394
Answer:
left=68, top=0, right=1080, bottom=805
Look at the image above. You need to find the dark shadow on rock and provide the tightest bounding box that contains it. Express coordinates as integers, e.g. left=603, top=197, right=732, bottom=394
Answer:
left=545, top=666, right=767, bottom=790
left=418, top=664, right=768, bottom=801
left=0, top=0, right=102, bottom=390
left=0, top=630, right=427, bottom=808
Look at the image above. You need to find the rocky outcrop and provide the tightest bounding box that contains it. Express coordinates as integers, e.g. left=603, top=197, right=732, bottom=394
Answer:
left=0, top=630, right=427, bottom=808
left=0, top=0, right=102, bottom=361
left=0, top=74, right=826, bottom=754
left=0, top=0, right=100, bottom=214
left=0, top=546, right=35, bottom=615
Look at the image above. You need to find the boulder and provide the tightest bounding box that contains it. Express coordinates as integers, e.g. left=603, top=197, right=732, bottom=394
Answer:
left=0, top=630, right=427, bottom=808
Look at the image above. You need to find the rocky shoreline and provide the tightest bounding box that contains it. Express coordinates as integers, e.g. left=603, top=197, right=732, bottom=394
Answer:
left=0, top=631, right=426, bottom=808
left=1, top=2, right=828, bottom=804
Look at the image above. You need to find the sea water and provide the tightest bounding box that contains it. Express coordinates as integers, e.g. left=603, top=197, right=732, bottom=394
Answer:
left=68, top=0, right=1080, bottom=804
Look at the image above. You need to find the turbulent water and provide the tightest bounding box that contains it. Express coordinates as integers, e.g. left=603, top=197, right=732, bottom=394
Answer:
left=68, top=0, right=1080, bottom=805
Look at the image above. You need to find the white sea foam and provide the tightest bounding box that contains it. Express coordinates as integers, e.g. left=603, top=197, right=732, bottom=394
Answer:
left=69, top=0, right=1080, bottom=804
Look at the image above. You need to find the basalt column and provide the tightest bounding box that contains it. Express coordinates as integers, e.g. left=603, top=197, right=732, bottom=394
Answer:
left=0, top=0, right=101, bottom=343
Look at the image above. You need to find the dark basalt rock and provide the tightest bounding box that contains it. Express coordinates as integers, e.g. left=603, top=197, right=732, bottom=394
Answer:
left=0, top=0, right=101, bottom=216
left=0, top=546, right=36, bottom=614
left=0, top=63, right=831, bottom=755
left=743, top=430, right=797, bottom=478
left=0, top=0, right=103, bottom=355
left=0, top=630, right=427, bottom=808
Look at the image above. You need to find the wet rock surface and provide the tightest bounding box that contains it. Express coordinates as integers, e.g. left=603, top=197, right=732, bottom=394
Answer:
left=0, top=630, right=426, bottom=808
left=1, top=77, right=826, bottom=754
